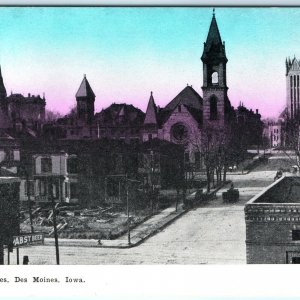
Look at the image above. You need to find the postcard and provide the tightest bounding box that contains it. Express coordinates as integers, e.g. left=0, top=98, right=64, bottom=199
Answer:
left=0, top=3, right=300, bottom=299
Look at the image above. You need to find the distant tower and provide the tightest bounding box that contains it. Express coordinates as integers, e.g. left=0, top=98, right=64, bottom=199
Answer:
left=76, top=74, right=95, bottom=124
left=201, top=11, right=228, bottom=127
left=0, top=66, right=7, bottom=101
left=286, top=57, right=300, bottom=119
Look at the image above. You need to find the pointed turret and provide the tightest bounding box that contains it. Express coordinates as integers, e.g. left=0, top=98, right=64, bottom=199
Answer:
left=76, top=74, right=95, bottom=98
left=0, top=66, right=7, bottom=101
left=144, top=91, right=157, bottom=125
left=76, top=74, right=95, bottom=124
left=201, top=10, right=227, bottom=62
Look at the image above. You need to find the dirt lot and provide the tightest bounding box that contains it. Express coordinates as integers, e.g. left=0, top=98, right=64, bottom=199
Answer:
left=20, top=189, right=182, bottom=240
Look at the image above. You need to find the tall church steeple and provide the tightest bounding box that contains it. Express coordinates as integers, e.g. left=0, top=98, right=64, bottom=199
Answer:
left=0, top=66, right=7, bottom=101
left=201, top=10, right=229, bottom=127
left=76, top=74, right=95, bottom=124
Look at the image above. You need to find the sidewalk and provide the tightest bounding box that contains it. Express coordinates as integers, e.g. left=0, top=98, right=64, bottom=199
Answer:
left=44, top=184, right=228, bottom=249
left=44, top=204, right=187, bottom=249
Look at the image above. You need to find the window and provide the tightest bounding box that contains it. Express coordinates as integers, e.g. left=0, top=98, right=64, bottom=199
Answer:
left=41, top=157, right=52, bottom=173
left=4, top=149, right=13, bottom=161
left=13, top=150, right=20, bottom=161
left=178, top=105, right=181, bottom=113
left=184, top=152, right=190, bottom=163
left=195, top=152, right=201, bottom=169
left=39, top=180, right=46, bottom=196
left=292, top=230, right=300, bottom=240
left=51, top=182, right=59, bottom=200
left=70, top=182, right=78, bottom=199
left=171, top=123, right=188, bottom=143
left=292, top=257, right=300, bottom=264
left=148, top=134, right=152, bottom=141
left=24, top=181, right=34, bottom=196
left=211, top=72, right=219, bottom=84
left=67, top=157, right=78, bottom=174
left=210, top=97, right=218, bottom=120
left=65, top=182, right=69, bottom=198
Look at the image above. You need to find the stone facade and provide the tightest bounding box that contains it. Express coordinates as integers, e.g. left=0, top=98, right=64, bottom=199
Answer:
left=286, top=57, right=300, bottom=119
left=245, top=176, right=300, bottom=264
left=0, top=67, right=46, bottom=133
left=142, top=12, right=234, bottom=163
left=268, top=122, right=282, bottom=147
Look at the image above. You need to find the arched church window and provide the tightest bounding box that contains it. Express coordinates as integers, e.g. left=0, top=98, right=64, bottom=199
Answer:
left=211, top=72, right=219, bottom=84
left=210, top=97, right=218, bottom=120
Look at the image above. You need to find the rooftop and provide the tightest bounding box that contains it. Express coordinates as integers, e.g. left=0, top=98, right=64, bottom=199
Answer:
left=248, top=176, right=300, bottom=204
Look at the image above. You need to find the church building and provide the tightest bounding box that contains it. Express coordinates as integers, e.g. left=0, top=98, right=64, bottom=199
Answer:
left=142, top=11, right=234, bottom=162
left=46, top=11, right=262, bottom=164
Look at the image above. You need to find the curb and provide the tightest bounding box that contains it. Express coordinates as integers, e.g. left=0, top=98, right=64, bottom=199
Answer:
left=44, top=208, right=188, bottom=249
left=103, top=208, right=189, bottom=249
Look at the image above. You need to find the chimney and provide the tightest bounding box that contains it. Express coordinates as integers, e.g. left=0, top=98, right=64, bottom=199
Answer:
left=28, top=93, right=31, bottom=97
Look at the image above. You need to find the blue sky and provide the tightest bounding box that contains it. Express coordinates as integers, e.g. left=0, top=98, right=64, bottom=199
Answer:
left=0, top=7, right=299, bottom=117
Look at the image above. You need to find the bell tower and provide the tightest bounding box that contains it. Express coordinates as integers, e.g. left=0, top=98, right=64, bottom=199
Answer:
left=201, top=10, right=228, bottom=127
left=76, top=74, right=95, bottom=124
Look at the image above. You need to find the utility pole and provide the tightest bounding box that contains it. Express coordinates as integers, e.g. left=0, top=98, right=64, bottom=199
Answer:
left=0, top=239, right=3, bottom=265
left=126, top=176, right=131, bottom=245
left=16, top=248, right=19, bottom=265
left=49, top=179, right=60, bottom=265
left=26, top=173, right=34, bottom=234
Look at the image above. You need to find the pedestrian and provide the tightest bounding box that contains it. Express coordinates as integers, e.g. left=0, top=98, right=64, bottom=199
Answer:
left=23, top=255, right=29, bottom=265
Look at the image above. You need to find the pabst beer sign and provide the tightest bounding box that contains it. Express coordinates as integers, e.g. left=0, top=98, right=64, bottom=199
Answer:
left=13, top=234, right=44, bottom=247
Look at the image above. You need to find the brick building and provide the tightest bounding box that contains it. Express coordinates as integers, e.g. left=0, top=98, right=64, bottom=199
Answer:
left=0, top=66, right=46, bottom=134
left=245, top=176, right=300, bottom=264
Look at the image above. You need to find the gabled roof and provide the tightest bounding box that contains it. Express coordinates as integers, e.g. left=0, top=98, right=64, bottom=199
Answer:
left=144, top=92, right=157, bottom=125
left=164, top=85, right=203, bottom=111
left=76, top=75, right=95, bottom=98
left=95, top=103, right=145, bottom=126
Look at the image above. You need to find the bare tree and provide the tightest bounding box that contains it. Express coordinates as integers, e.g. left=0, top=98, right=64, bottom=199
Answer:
left=281, top=118, right=300, bottom=170
left=45, top=109, right=63, bottom=122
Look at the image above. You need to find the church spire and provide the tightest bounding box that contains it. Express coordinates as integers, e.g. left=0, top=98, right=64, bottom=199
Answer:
left=144, top=91, right=157, bottom=125
left=201, top=10, right=226, bottom=61
left=0, top=66, right=7, bottom=100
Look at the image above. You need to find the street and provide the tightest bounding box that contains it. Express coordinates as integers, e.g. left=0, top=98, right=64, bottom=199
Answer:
left=5, top=170, right=275, bottom=265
